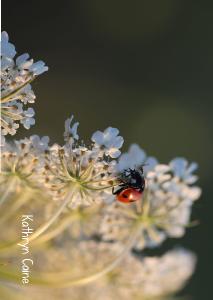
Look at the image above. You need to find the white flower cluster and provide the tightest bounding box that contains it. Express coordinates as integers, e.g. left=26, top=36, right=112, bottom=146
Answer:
left=85, top=244, right=196, bottom=300
left=41, top=116, right=123, bottom=208
left=0, top=113, right=201, bottom=299
left=0, top=32, right=201, bottom=300
left=1, top=32, right=48, bottom=136
left=100, top=145, right=201, bottom=250
left=0, top=135, right=49, bottom=195
left=11, top=241, right=196, bottom=300
left=0, top=115, right=125, bottom=208
left=65, top=241, right=196, bottom=300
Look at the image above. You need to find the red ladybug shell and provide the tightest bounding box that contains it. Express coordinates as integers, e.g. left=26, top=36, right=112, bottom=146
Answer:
left=116, top=188, right=142, bottom=203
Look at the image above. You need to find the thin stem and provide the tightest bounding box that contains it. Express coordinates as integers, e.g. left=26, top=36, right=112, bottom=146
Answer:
left=0, top=188, right=33, bottom=225
left=83, top=177, right=118, bottom=184
left=84, top=184, right=117, bottom=191
left=32, top=212, right=80, bottom=245
left=0, top=225, right=141, bottom=288
left=25, top=190, right=75, bottom=243
left=0, top=176, right=17, bottom=206
left=58, top=150, right=76, bottom=182
left=1, top=77, right=35, bottom=103
left=0, top=189, right=76, bottom=252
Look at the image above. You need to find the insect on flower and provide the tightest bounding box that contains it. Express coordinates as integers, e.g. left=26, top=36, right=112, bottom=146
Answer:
left=112, top=166, right=145, bottom=203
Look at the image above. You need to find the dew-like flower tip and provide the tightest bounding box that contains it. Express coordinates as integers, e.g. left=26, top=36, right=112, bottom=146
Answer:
left=1, top=31, right=48, bottom=136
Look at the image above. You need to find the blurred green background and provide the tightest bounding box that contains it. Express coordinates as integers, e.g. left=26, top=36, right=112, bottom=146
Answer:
left=2, top=1, right=213, bottom=299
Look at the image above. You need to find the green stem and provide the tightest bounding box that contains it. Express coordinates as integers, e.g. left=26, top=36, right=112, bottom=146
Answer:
left=0, top=188, right=33, bottom=225
left=32, top=212, right=80, bottom=245
left=1, top=77, right=35, bottom=103
left=0, top=189, right=76, bottom=252
left=24, top=190, right=75, bottom=243
left=0, top=177, right=17, bottom=206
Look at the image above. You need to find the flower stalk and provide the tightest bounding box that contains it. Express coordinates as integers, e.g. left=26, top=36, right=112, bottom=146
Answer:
left=0, top=224, right=142, bottom=288
left=0, top=31, right=201, bottom=300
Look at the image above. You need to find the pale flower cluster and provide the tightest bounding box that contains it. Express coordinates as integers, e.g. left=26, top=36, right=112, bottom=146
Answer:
left=1, top=32, right=48, bottom=136
left=0, top=32, right=201, bottom=300
left=11, top=242, right=196, bottom=300
left=87, top=244, right=196, bottom=300
left=41, top=116, right=123, bottom=208
left=100, top=145, right=201, bottom=250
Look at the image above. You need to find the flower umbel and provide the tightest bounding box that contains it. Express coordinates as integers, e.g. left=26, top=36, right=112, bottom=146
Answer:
left=0, top=32, right=202, bottom=300
left=81, top=244, right=196, bottom=300
left=0, top=136, right=48, bottom=204
left=0, top=31, right=48, bottom=136
left=100, top=146, right=201, bottom=250
left=42, top=116, right=122, bottom=208
left=92, top=127, right=124, bottom=158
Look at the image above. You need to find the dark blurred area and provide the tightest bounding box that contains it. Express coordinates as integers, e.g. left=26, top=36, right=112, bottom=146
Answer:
left=2, top=0, right=213, bottom=299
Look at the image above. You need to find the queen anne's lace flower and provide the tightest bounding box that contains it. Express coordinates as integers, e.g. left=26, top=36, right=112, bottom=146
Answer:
left=41, top=117, right=122, bottom=208
left=170, top=157, right=198, bottom=184
left=5, top=241, right=195, bottom=300
left=0, top=136, right=48, bottom=195
left=39, top=241, right=196, bottom=300
left=1, top=31, right=16, bottom=58
left=92, top=127, right=124, bottom=158
left=64, top=115, right=79, bottom=142
left=88, top=247, right=196, bottom=300
left=0, top=31, right=48, bottom=136
left=30, top=135, right=50, bottom=152
left=0, top=32, right=201, bottom=300
left=117, top=143, right=158, bottom=173
left=100, top=146, right=201, bottom=250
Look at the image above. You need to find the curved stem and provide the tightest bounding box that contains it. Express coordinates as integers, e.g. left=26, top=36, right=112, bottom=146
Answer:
left=1, top=77, right=35, bottom=103
left=0, top=189, right=76, bottom=252
left=32, top=212, right=80, bottom=245
left=0, top=177, right=17, bottom=206
left=84, top=184, right=117, bottom=191
left=0, top=188, right=33, bottom=225
left=0, top=225, right=141, bottom=288
left=24, top=190, right=75, bottom=243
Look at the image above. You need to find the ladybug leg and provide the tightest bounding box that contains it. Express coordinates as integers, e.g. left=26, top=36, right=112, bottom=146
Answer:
left=112, top=184, right=128, bottom=195
left=139, top=166, right=144, bottom=174
left=112, top=187, right=116, bottom=194
left=112, top=186, right=122, bottom=195
left=112, top=186, right=123, bottom=195
left=118, top=181, right=129, bottom=187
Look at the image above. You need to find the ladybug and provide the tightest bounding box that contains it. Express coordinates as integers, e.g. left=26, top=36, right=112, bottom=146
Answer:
left=112, top=167, right=145, bottom=203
